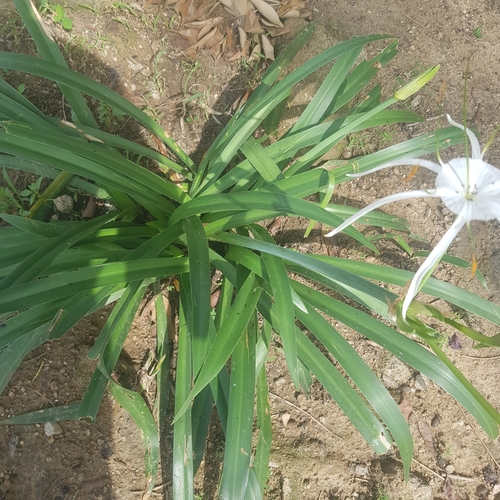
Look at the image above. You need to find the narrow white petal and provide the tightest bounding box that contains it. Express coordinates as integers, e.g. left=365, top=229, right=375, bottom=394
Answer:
left=401, top=215, right=466, bottom=318
left=446, top=114, right=482, bottom=159
left=347, top=159, right=441, bottom=178
left=325, top=189, right=439, bottom=237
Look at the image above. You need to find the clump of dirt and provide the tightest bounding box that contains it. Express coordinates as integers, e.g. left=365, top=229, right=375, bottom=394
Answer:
left=1, top=1, right=500, bottom=499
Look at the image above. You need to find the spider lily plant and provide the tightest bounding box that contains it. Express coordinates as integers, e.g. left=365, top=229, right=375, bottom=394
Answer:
left=1, top=1, right=500, bottom=498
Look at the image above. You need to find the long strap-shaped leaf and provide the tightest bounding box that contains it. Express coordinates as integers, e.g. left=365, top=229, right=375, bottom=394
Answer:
left=205, top=109, right=423, bottom=195
left=292, top=280, right=500, bottom=437
left=0, top=258, right=189, bottom=313
left=174, top=282, right=194, bottom=500
left=170, top=191, right=378, bottom=253
left=256, top=293, right=393, bottom=455
left=173, top=272, right=262, bottom=423
left=14, top=0, right=97, bottom=127
left=250, top=225, right=298, bottom=387
left=192, top=21, right=317, bottom=192
left=314, top=255, right=500, bottom=326
left=183, top=216, right=211, bottom=376
left=0, top=211, right=127, bottom=289
left=219, top=313, right=257, bottom=499
left=209, top=231, right=388, bottom=314
left=192, top=34, right=392, bottom=195
left=0, top=52, right=193, bottom=170
left=294, top=297, right=413, bottom=477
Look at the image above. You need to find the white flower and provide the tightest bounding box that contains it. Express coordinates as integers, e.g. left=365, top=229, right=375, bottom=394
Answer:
left=325, top=115, right=500, bottom=319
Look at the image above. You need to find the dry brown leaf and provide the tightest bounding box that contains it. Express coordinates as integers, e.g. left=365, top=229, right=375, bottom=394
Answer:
left=442, top=475, right=461, bottom=500
left=248, top=0, right=283, bottom=27
left=197, top=19, right=217, bottom=39
left=261, top=34, right=274, bottom=60
left=417, top=420, right=437, bottom=458
left=244, top=8, right=264, bottom=33
left=281, top=9, right=301, bottom=18
left=263, top=24, right=288, bottom=37
left=175, top=28, right=200, bottom=44
left=206, top=28, right=225, bottom=48
left=398, top=391, right=413, bottom=422
left=186, top=27, right=218, bottom=52
left=232, top=0, right=250, bottom=17
left=281, top=413, right=291, bottom=427
left=248, top=41, right=262, bottom=61
left=197, top=0, right=217, bottom=19
left=226, top=49, right=242, bottom=61
left=226, top=25, right=234, bottom=47
left=278, top=0, right=305, bottom=16
left=82, top=195, right=97, bottom=219
left=175, top=0, right=199, bottom=24
left=217, top=0, right=238, bottom=17
left=238, top=26, right=247, bottom=48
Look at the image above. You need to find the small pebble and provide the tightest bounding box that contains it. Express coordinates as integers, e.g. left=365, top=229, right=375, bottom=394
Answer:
left=355, top=464, right=368, bottom=477
left=414, top=373, right=428, bottom=391
left=53, top=195, right=73, bottom=213
left=44, top=422, right=62, bottom=437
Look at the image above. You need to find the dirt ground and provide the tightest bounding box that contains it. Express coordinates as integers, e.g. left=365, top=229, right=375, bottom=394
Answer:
left=1, top=0, right=500, bottom=499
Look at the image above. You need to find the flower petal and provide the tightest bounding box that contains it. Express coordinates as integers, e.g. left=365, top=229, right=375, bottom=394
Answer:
left=447, top=114, right=482, bottom=160
left=402, top=215, right=466, bottom=318
left=347, top=158, right=442, bottom=178
left=325, top=189, right=440, bottom=237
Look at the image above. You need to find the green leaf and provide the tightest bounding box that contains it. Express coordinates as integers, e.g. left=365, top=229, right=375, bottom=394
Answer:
left=14, top=0, right=96, bottom=127
left=0, top=258, right=188, bottom=314
left=183, top=216, right=211, bottom=376
left=61, top=16, right=73, bottom=31
left=318, top=256, right=500, bottom=326
left=219, top=314, right=256, bottom=499
left=0, top=52, right=192, bottom=169
left=253, top=365, right=272, bottom=497
left=173, top=272, right=262, bottom=423
left=250, top=225, right=298, bottom=387
left=0, top=323, right=51, bottom=394
left=292, top=281, right=500, bottom=437
left=171, top=191, right=378, bottom=253
left=289, top=46, right=363, bottom=134
left=107, top=381, right=159, bottom=493
left=1, top=403, right=81, bottom=425
left=240, top=137, right=284, bottom=183
left=173, top=295, right=194, bottom=500
left=295, top=296, right=413, bottom=477
left=0, top=210, right=125, bottom=289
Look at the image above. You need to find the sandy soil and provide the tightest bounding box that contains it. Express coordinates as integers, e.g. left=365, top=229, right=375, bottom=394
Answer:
left=0, top=0, right=500, bottom=499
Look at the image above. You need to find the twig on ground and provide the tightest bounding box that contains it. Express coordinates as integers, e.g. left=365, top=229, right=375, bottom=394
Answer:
left=269, top=391, right=344, bottom=440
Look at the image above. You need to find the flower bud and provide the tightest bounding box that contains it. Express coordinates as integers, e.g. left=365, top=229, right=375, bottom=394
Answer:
left=394, top=65, right=440, bottom=101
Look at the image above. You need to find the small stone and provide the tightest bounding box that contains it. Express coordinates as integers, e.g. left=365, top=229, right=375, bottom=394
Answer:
left=44, top=422, right=62, bottom=437
left=411, top=95, right=421, bottom=108
left=355, top=464, right=368, bottom=477
left=282, top=477, right=292, bottom=499
left=445, top=464, right=455, bottom=474
left=382, top=356, right=412, bottom=389
left=0, top=479, right=11, bottom=493
left=53, top=195, right=73, bottom=213
left=414, top=373, right=428, bottom=391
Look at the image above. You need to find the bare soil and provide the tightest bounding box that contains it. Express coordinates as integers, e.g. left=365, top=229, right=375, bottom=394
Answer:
left=1, top=1, right=500, bottom=499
